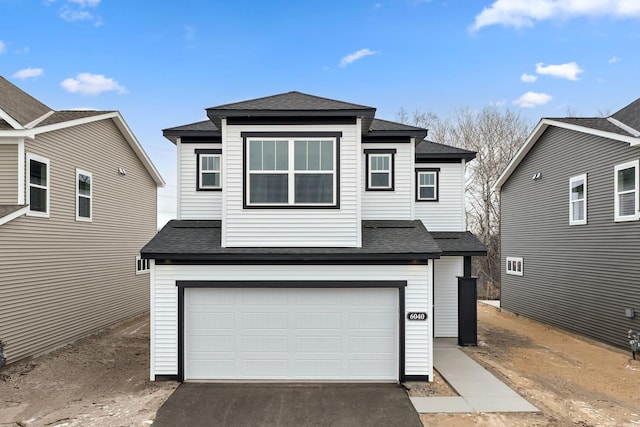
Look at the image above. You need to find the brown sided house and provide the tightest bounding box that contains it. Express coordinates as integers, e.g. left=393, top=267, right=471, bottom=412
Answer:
left=0, top=77, right=164, bottom=365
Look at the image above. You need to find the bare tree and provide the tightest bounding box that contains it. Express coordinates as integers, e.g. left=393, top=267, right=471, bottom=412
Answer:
left=399, top=107, right=532, bottom=299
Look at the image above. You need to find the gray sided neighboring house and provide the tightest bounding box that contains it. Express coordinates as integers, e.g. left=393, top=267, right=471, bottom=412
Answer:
left=0, top=76, right=164, bottom=365
left=494, top=99, right=640, bottom=349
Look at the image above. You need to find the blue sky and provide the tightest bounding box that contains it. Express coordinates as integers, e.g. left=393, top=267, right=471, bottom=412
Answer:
left=1, top=0, right=639, bottom=225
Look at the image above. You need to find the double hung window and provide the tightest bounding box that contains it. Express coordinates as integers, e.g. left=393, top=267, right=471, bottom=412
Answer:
left=245, top=134, right=338, bottom=207
left=196, top=149, right=222, bottom=190
left=76, top=169, right=92, bottom=221
left=614, top=160, right=639, bottom=222
left=416, top=168, right=439, bottom=201
left=569, top=174, right=586, bottom=225
left=365, top=150, right=394, bottom=190
left=27, top=153, right=50, bottom=217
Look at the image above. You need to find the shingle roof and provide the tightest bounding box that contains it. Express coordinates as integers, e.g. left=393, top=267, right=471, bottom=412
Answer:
left=551, top=117, right=634, bottom=137
left=430, top=231, right=487, bottom=256
left=141, top=220, right=441, bottom=261
left=208, top=91, right=375, bottom=112
left=610, top=97, right=640, bottom=133
left=0, top=76, right=51, bottom=127
left=0, top=204, right=28, bottom=225
left=37, top=110, right=112, bottom=127
left=416, top=140, right=477, bottom=161
left=162, top=119, right=220, bottom=143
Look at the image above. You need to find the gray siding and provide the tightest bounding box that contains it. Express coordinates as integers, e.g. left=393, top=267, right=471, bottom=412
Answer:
left=0, top=144, right=18, bottom=203
left=0, top=119, right=157, bottom=364
left=501, top=126, right=640, bottom=349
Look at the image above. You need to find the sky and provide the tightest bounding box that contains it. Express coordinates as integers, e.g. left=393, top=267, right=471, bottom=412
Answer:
left=1, top=0, right=639, bottom=226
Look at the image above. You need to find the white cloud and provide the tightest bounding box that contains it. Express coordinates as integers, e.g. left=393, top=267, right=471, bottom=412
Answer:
left=60, top=73, right=127, bottom=95
left=13, top=68, right=44, bottom=79
left=373, top=2, right=382, bottom=8
left=184, top=25, right=197, bottom=41
left=60, top=7, right=93, bottom=21
left=521, top=73, right=538, bottom=83
left=340, top=48, right=379, bottom=67
left=536, top=62, right=583, bottom=80
left=513, top=91, right=553, bottom=108
left=0, top=41, right=6, bottom=54
left=471, top=0, right=640, bottom=32
left=67, top=0, right=100, bottom=6
left=59, top=0, right=101, bottom=25
left=608, top=56, right=621, bottom=63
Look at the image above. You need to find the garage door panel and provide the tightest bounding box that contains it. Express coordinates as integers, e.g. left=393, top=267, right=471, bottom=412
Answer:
left=185, top=287, right=398, bottom=381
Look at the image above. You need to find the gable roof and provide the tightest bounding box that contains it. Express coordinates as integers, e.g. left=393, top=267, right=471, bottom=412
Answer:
left=0, top=77, right=52, bottom=128
left=0, top=77, right=165, bottom=187
left=493, top=98, right=640, bottom=191
left=416, top=139, right=476, bottom=161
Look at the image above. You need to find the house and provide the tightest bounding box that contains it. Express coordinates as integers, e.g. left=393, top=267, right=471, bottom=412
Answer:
left=142, top=91, right=486, bottom=382
left=0, top=77, right=164, bottom=365
left=493, top=98, right=640, bottom=349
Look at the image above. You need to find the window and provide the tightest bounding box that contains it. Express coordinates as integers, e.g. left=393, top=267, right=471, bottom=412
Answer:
left=27, top=153, right=50, bottom=217
left=506, top=257, right=523, bottom=276
left=614, top=160, right=639, bottom=222
left=415, top=168, right=439, bottom=201
left=76, top=169, right=92, bottom=221
left=196, top=149, right=222, bottom=191
left=244, top=133, right=339, bottom=207
left=569, top=174, right=587, bottom=225
left=365, top=150, right=395, bottom=190
left=136, top=255, right=150, bottom=274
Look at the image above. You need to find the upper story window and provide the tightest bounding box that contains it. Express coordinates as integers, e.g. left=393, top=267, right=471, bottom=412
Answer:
left=76, top=168, right=92, bottom=221
left=27, top=153, right=50, bottom=217
left=365, top=149, right=395, bottom=191
left=415, top=168, right=439, bottom=202
left=569, top=174, right=586, bottom=225
left=243, top=132, right=340, bottom=208
left=196, top=149, right=222, bottom=191
left=614, top=160, right=639, bottom=222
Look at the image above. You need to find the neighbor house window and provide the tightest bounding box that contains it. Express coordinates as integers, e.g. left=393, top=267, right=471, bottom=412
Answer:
left=244, top=133, right=339, bottom=207
left=365, top=149, right=395, bottom=190
left=76, top=168, right=92, bottom=221
left=136, top=255, right=150, bottom=274
left=569, top=174, right=587, bottom=225
left=614, top=160, right=639, bottom=222
left=506, top=257, right=523, bottom=276
left=416, top=168, right=439, bottom=201
left=196, top=149, right=222, bottom=191
left=27, top=153, right=50, bottom=217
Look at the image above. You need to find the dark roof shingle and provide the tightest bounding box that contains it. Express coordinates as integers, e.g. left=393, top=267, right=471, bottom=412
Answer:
left=610, top=98, right=640, bottom=133
left=430, top=231, right=487, bottom=256
left=550, top=117, right=635, bottom=137
left=0, top=76, right=51, bottom=127
left=37, top=110, right=112, bottom=127
left=416, top=140, right=477, bottom=161
left=208, top=91, right=375, bottom=112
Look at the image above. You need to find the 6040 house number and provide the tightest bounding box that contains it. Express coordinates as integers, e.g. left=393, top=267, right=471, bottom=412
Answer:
left=406, top=312, right=427, bottom=321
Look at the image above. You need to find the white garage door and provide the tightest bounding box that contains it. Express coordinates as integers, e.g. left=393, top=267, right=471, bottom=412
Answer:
left=184, top=287, right=399, bottom=381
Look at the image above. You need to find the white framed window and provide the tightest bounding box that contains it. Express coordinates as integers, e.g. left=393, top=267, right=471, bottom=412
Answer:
left=196, top=150, right=222, bottom=190
left=506, top=257, right=523, bottom=276
left=614, top=160, right=639, bottom=222
left=366, top=151, right=394, bottom=190
left=136, top=255, right=150, bottom=274
left=569, top=174, right=587, bottom=225
left=416, top=169, right=439, bottom=201
left=76, top=168, right=92, bottom=221
left=245, top=136, right=337, bottom=207
left=26, top=153, right=50, bottom=217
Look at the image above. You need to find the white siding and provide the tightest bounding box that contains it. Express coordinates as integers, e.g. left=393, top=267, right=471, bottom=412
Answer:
left=361, top=142, right=412, bottom=220
left=223, top=124, right=360, bottom=247
left=178, top=142, right=223, bottom=220
left=151, top=263, right=432, bottom=380
left=415, top=162, right=465, bottom=231
left=434, top=257, right=463, bottom=337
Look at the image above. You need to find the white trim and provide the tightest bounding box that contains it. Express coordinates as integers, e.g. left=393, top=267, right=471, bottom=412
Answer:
left=0, top=205, right=29, bottom=226
left=614, top=160, right=639, bottom=222
left=569, top=173, right=587, bottom=225
left=76, top=168, right=93, bottom=222
left=356, top=118, right=363, bottom=247
left=17, top=139, right=24, bottom=204
left=198, top=153, right=222, bottom=190
left=461, top=159, right=467, bottom=229
left=176, top=137, right=182, bottom=220
left=506, top=256, right=523, bottom=276
left=0, top=108, right=24, bottom=129
left=149, top=259, right=156, bottom=380
left=410, top=137, right=415, bottom=221
left=494, top=118, right=640, bottom=192
left=135, top=255, right=150, bottom=275
left=24, top=110, right=54, bottom=129
left=607, top=117, right=640, bottom=137
left=26, top=152, right=50, bottom=218
left=220, top=117, right=228, bottom=248
left=367, top=152, right=392, bottom=189
left=416, top=170, right=437, bottom=201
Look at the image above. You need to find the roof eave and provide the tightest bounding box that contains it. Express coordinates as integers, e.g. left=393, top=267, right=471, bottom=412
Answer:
left=141, top=252, right=440, bottom=262
left=416, top=153, right=476, bottom=162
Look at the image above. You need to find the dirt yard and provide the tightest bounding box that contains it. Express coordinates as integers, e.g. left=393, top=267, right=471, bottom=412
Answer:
left=0, top=314, right=177, bottom=427
left=2, top=305, right=640, bottom=427
left=420, top=303, right=640, bottom=427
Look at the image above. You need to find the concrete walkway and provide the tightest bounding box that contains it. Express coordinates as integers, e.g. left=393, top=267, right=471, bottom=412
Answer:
left=410, top=339, right=539, bottom=413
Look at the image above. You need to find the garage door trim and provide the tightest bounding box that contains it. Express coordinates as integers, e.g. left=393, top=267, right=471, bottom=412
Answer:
left=176, top=280, right=407, bottom=382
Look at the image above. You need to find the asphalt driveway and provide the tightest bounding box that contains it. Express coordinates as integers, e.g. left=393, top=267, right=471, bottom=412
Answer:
left=153, top=383, right=422, bottom=427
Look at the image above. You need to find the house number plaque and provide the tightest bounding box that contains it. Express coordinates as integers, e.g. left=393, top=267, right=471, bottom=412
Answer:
left=407, top=312, right=427, bottom=321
